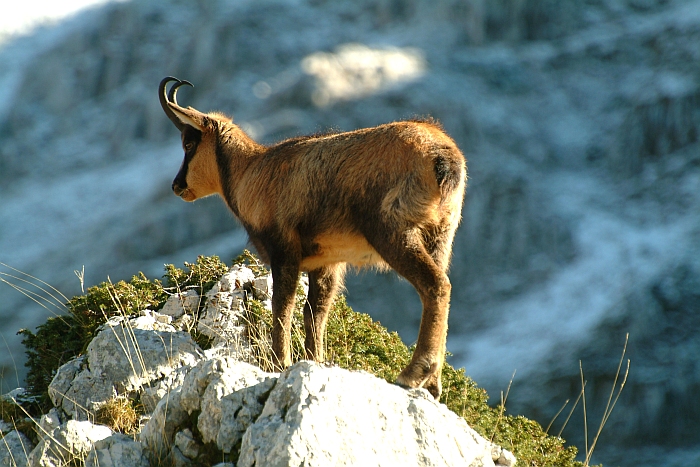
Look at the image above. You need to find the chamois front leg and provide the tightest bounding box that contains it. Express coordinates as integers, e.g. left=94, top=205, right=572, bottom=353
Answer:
left=303, top=265, right=344, bottom=362
left=269, top=255, right=301, bottom=371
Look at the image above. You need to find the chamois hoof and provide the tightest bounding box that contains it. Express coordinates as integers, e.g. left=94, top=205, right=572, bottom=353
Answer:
left=393, top=381, right=411, bottom=390
left=395, top=360, right=442, bottom=399
left=393, top=378, right=442, bottom=400
left=423, top=374, right=442, bottom=400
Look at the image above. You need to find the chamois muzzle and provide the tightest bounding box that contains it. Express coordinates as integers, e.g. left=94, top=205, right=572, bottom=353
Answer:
left=159, top=77, right=193, bottom=131
left=172, top=179, right=186, bottom=197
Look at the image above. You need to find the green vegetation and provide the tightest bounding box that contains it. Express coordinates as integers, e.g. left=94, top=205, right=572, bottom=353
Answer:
left=17, top=252, right=594, bottom=466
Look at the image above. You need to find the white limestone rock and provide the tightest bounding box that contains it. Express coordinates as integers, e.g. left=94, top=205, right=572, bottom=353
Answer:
left=173, top=428, right=199, bottom=460
left=86, top=319, right=202, bottom=393
left=0, top=430, right=34, bottom=467
left=138, top=356, right=514, bottom=467
left=179, top=357, right=271, bottom=416
left=238, top=361, right=516, bottom=467
left=251, top=274, right=273, bottom=300
left=60, top=369, right=117, bottom=421
left=125, top=313, right=177, bottom=332
left=171, top=428, right=207, bottom=465
left=139, top=365, right=190, bottom=414
left=139, top=387, right=189, bottom=462
left=212, top=377, right=277, bottom=454
left=1, top=389, right=27, bottom=404
left=197, top=265, right=255, bottom=348
left=161, top=290, right=200, bottom=319
left=85, top=433, right=150, bottom=467
left=48, top=356, right=86, bottom=409
left=37, top=408, right=65, bottom=441
left=48, top=315, right=203, bottom=420
left=139, top=356, right=276, bottom=464
left=144, top=309, right=173, bottom=325
left=48, top=355, right=116, bottom=421
left=170, top=445, right=194, bottom=467
left=221, top=266, right=256, bottom=293
left=27, top=420, right=112, bottom=467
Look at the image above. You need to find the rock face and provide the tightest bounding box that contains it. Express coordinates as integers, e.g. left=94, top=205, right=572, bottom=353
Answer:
left=48, top=314, right=203, bottom=420
left=140, top=359, right=515, bottom=467
left=3, top=358, right=515, bottom=467
left=0, top=430, right=34, bottom=467
left=2, top=377, right=518, bottom=467
left=196, top=265, right=256, bottom=348
left=239, top=362, right=514, bottom=467
left=84, top=434, right=150, bottom=467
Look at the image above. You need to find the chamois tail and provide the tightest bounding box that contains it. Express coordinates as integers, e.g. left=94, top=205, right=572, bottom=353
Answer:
left=433, top=148, right=466, bottom=197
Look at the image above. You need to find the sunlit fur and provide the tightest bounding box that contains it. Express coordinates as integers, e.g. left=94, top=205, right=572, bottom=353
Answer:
left=162, top=81, right=466, bottom=398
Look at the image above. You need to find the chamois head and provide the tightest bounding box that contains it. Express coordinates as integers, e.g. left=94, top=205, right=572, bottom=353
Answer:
left=159, top=76, right=226, bottom=202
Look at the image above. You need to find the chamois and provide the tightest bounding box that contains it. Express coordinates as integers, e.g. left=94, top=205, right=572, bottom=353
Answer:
left=159, top=76, right=466, bottom=398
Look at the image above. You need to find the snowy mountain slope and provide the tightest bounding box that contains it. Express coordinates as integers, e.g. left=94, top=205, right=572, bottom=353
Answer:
left=1, top=1, right=700, bottom=465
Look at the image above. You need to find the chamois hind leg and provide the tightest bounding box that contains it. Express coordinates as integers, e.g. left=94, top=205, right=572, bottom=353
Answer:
left=269, top=250, right=301, bottom=371
left=423, top=219, right=459, bottom=273
left=366, top=227, right=451, bottom=399
left=419, top=222, right=459, bottom=397
left=303, top=264, right=345, bottom=362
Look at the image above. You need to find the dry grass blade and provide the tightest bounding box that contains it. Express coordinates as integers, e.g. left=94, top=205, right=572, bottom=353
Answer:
left=74, top=266, right=85, bottom=294
left=545, top=398, right=569, bottom=435
left=584, top=334, right=631, bottom=466
left=580, top=361, right=588, bottom=460
left=1, top=262, right=70, bottom=306
left=95, top=397, right=140, bottom=434
left=557, top=382, right=585, bottom=438
left=490, top=370, right=516, bottom=444
left=0, top=271, right=68, bottom=318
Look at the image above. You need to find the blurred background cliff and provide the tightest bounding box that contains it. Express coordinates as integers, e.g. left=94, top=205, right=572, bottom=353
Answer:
left=1, top=0, right=700, bottom=465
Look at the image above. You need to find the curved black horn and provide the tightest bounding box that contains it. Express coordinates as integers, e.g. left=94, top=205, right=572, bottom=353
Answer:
left=159, top=76, right=191, bottom=131
left=168, top=79, right=193, bottom=106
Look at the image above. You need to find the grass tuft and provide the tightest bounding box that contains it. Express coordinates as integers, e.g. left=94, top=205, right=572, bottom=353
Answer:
left=94, top=397, right=141, bottom=435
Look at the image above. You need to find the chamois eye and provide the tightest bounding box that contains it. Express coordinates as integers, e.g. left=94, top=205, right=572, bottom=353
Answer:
left=184, top=142, right=194, bottom=152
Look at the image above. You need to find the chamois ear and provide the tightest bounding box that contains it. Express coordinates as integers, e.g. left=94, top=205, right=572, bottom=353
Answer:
left=169, top=106, right=205, bottom=132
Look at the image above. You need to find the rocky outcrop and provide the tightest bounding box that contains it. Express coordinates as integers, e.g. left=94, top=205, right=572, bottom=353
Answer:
left=3, top=363, right=516, bottom=467
left=1, top=267, right=514, bottom=467
left=136, top=355, right=514, bottom=466
left=238, top=362, right=514, bottom=467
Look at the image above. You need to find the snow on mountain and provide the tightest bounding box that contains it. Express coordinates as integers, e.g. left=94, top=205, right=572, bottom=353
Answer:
left=1, top=1, right=700, bottom=465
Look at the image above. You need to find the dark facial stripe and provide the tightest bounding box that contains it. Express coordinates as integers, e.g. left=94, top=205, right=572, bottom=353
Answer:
left=173, top=127, right=202, bottom=189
